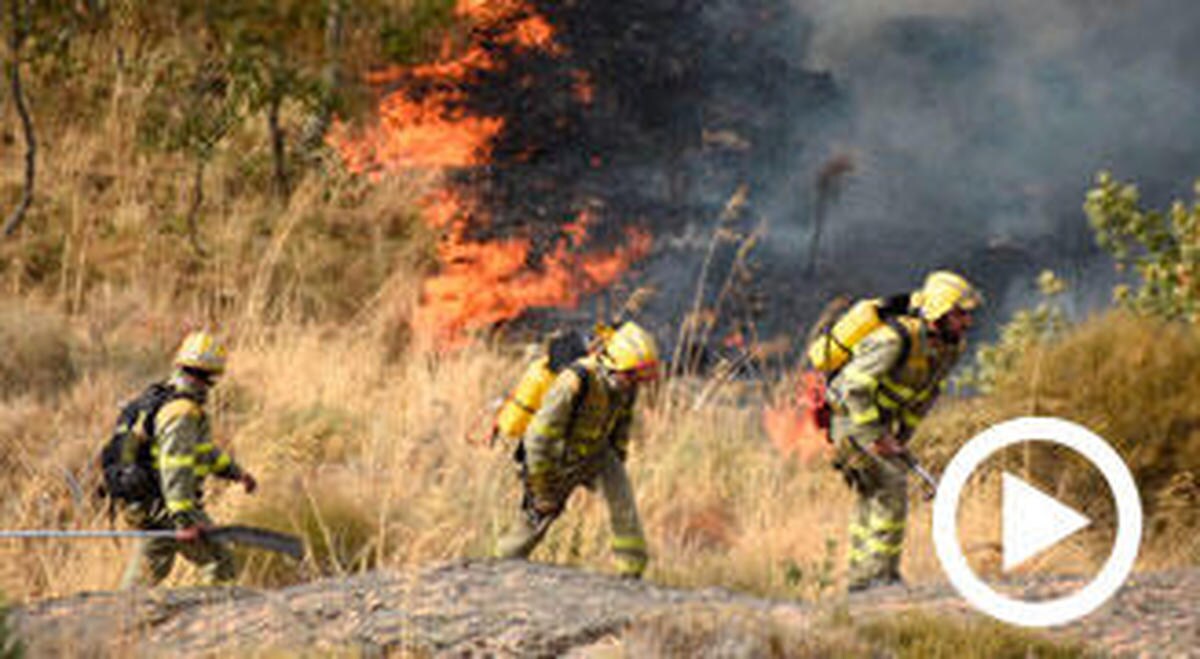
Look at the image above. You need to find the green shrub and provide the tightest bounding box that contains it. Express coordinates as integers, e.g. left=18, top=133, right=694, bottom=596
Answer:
left=961, top=270, right=1068, bottom=393
left=1085, top=171, right=1200, bottom=322
left=378, top=0, right=458, bottom=65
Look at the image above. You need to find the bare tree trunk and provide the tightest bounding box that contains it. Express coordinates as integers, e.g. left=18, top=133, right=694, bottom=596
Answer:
left=300, top=0, right=343, bottom=152
left=267, top=92, right=288, bottom=200
left=186, top=158, right=208, bottom=257
left=3, top=0, right=36, bottom=238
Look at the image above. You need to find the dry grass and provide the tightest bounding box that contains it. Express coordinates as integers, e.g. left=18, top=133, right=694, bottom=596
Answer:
left=916, top=311, right=1200, bottom=570
left=0, top=25, right=428, bottom=330
left=0, top=22, right=435, bottom=601
left=6, top=306, right=1195, bottom=605
left=0, top=306, right=855, bottom=601
left=620, top=606, right=1090, bottom=658
left=0, top=302, right=76, bottom=400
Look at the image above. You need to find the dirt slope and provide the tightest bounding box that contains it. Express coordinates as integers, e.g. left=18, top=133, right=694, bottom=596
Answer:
left=12, top=561, right=1200, bottom=657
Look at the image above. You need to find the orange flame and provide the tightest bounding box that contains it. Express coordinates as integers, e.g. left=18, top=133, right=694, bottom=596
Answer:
left=416, top=200, right=652, bottom=346
left=763, top=371, right=833, bottom=465
left=510, top=15, right=559, bottom=52
left=333, top=93, right=504, bottom=173
left=571, top=69, right=595, bottom=105
left=331, top=0, right=537, bottom=173
left=331, top=0, right=651, bottom=346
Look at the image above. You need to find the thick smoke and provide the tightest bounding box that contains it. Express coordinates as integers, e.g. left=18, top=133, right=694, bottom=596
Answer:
left=418, top=0, right=1200, bottom=349
left=784, top=0, right=1200, bottom=329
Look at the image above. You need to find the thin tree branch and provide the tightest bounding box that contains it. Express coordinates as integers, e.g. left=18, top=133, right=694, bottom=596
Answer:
left=4, top=0, right=36, bottom=238
left=267, top=89, right=289, bottom=200
left=186, top=158, right=209, bottom=257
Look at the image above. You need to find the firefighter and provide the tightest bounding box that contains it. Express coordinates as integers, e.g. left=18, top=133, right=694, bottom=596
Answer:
left=120, top=331, right=258, bottom=587
left=828, top=271, right=981, bottom=592
left=495, top=321, right=659, bottom=578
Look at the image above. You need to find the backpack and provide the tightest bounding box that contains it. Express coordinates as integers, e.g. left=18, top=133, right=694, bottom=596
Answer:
left=801, top=294, right=914, bottom=432
left=97, top=382, right=193, bottom=507
left=494, top=330, right=589, bottom=443
left=805, top=294, right=914, bottom=376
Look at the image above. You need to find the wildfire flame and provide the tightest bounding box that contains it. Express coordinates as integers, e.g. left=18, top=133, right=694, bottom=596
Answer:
left=419, top=202, right=652, bottom=346
left=763, top=370, right=833, bottom=466
left=330, top=0, right=652, bottom=345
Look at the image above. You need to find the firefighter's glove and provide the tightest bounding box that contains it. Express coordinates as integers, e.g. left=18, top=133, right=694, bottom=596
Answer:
left=175, top=524, right=210, bottom=543
left=872, top=434, right=905, bottom=458
left=239, top=472, right=258, bottom=494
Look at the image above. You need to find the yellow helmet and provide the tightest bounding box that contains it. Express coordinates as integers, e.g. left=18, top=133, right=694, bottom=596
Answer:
left=600, top=321, right=660, bottom=378
left=913, top=271, right=982, bottom=322
left=174, top=330, right=227, bottom=375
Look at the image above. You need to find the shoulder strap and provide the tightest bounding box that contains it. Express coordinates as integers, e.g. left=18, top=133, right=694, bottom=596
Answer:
left=882, top=317, right=914, bottom=373
left=142, top=382, right=199, bottom=439
left=876, top=293, right=912, bottom=318
left=564, top=362, right=591, bottom=440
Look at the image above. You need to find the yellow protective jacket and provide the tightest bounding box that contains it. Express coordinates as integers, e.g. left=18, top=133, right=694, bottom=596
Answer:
left=827, top=316, right=964, bottom=445
left=523, top=356, right=635, bottom=498
left=153, top=390, right=243, bottom=527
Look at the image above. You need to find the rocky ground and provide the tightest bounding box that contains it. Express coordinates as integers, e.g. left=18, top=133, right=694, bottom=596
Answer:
left=11, top=561, right=1200, bottom=657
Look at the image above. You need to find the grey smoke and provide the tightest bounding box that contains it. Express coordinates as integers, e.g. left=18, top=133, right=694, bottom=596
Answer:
left=769, top=0, right=1200, bottom=330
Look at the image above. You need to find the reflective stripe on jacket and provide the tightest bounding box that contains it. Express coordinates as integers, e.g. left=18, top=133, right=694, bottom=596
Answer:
left=153, top=398, right=242, bottom=526
left=827, top=316, right=962, bottom=443
left=523, top=357, right=635, bottom=496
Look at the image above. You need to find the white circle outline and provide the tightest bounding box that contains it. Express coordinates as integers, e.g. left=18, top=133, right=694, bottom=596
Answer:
left=932, top=416, right=1142, bottom=628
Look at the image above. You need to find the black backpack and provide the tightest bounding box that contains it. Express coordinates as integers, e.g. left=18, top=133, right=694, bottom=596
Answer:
left=97, top=382, right=193, bottom=506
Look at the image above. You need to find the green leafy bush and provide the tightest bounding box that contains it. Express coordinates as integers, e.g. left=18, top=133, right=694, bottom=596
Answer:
left=1085, top=171, right=1200, bottom=322
left=960, top=270, right=1068, bottom=393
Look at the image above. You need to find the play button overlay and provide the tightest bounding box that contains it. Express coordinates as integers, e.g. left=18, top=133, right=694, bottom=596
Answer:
left=1001, top=473, right=1091, bottom=572
left=932, top=417, right=1143, bottom=628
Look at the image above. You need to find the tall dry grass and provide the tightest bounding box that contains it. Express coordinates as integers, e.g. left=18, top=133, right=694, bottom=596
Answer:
left=9, top=302, right=1196, bottom=605
left=0, top=297, right=858, bottom=601
left=0, top=21, right=438, bottom=603
left=0, top=23, right=429, bottom=331
left=916, top=311, right=1200, bottom=571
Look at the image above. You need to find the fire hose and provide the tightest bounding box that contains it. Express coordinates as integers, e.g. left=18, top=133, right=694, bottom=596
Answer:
left=0, top=525, right=304, bottom=560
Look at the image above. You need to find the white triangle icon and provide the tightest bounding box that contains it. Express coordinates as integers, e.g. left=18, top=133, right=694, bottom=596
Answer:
left=1002, top=472, right=1091, bottom=571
